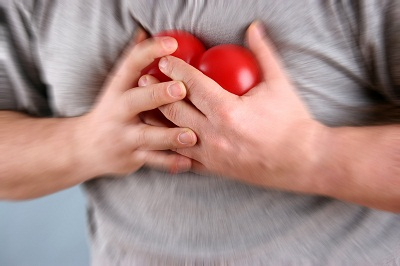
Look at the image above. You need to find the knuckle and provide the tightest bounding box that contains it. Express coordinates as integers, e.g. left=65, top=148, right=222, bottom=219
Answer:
left=163, top=102, right=180, bottom=122
left=184, top=74, right=197, bottom=91
left=214, top=138, right=230, bottom=153
left=134, top=39, right=160, bottom=64
left=213, top=103, right=235, bottom=124
left=144, top=85, right=165, bottom=108
left=136, top=127, right=148, bottom=147
left=150, top=86, right=161, bottom=105
left=121, top=90, right=135, bottom=114
left=165, top=57, right=176, bottom=76
left=164, top=131, right=178, bottom=148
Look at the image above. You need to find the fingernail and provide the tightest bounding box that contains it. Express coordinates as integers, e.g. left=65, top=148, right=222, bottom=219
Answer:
left=168, top=82, right=184, bottom=98
left=253, top=21, right=265, bottom=38
left=159, top=57, right=168, bottom=69
left=178, top=131, right=193, bottom=145
left=138, top=75, right=147, bottom=86
left=162, top=37, right=177, bottom=51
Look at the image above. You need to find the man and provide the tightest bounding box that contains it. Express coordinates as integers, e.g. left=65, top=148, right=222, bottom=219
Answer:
left=1, top=0, right=399, bottom=264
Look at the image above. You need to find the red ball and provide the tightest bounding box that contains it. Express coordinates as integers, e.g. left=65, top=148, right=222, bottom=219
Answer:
left=197, top=44, right=261, bottom=96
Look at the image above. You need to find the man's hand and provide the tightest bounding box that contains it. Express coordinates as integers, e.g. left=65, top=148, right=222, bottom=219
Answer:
left=140, top=22, right=325, bottom=191
left=74, top=34, right=197, bottom=177
left=0, top=31, right=197, bottom=200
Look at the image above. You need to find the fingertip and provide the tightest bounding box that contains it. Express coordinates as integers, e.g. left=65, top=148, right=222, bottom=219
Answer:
left=139, top=74, right=161, bottom=87
left=161, top=37, right=178, bottom=53
left=247, top=21, right=266, bottom=51
left=247, top=21, right=286, bottom=82
left=178, top=129, right=197, bottom=146
left=167, top=81, right=186, bottom=99
left=159, top=56, right=169, bottom=70
left=249, top=21, right=265, bottom=40
left=138, top=75, right=148, bottom=87
left=170, top=157, right=192, bottom=174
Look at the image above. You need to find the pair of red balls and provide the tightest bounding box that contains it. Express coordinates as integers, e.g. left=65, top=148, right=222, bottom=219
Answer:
left=142, top=30, right=260, bottom=96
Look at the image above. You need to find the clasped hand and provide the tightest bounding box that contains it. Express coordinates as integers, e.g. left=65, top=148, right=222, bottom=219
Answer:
left=139, top=22, right=328, bottom=192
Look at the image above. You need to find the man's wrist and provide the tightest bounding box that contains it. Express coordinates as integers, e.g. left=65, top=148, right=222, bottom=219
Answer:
left=68, top=114, right=102, bottom=182
left=293, top=122, right=336, bottom=196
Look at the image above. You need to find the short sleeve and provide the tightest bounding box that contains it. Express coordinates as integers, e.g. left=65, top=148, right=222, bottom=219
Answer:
left=0, top=1, right=51, bottom=116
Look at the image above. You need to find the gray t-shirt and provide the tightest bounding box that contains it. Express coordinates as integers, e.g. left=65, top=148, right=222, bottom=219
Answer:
left=1, top=0, right=400, bottom=265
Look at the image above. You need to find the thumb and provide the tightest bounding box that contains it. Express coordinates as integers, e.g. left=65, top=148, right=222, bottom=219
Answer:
left=247, top=21, right=288, bottom=84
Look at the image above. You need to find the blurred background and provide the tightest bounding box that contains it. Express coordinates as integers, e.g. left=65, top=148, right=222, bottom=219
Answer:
left=0, top=186, right=90, bottom=266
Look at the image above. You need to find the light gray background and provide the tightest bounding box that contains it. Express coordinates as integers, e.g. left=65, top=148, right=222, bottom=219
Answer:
left=0, top=186, right=90, bottom=266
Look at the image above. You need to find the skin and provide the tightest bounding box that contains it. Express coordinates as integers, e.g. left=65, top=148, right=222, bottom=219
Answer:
left=0, top=32, right=197, bottom=200
left=139, top=22, right=400, bottom=212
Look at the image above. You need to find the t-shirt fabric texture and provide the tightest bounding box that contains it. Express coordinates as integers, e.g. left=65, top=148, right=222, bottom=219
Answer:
left=1, top=0, right=400, bottom=265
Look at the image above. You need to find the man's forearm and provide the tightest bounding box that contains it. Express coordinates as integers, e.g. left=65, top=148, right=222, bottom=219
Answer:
left=312, top=124, right=400, bottom=212
left=0, top=111, right=90, bottom=200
